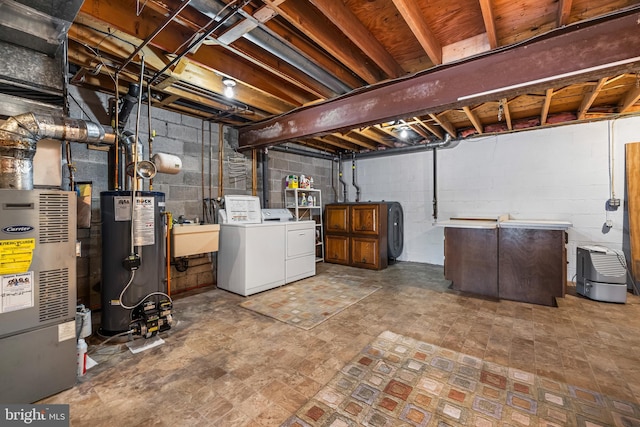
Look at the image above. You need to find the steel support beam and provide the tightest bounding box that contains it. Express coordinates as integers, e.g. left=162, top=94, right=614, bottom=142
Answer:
left=239, top=8, right=640, bottom=148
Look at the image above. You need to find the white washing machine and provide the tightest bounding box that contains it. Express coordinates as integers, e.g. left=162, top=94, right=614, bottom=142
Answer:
left=217, top=196, right=315, bottom=296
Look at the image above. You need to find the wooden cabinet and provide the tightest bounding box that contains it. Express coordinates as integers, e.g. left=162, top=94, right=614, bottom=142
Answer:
left=498, top=228, right=567, bottom=306
left=444, top=227, right=498, bottom=298
left=325, top=203, right=388, bottom=270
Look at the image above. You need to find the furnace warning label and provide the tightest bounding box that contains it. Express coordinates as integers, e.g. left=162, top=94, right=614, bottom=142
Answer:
left=0, top=238, right=35, bottom=275
left=1, top=271, right=34, bottom=313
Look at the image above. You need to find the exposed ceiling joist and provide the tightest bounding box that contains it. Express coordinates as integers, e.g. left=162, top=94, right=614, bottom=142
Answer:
left=463, top=106, right=483, bottom=134
left=479, top=0, right=498, bottom=48
left=390, top=0, right=442, bottom=65
left=578, top=77, right=608, bottom=120
left=541, top=89, right=554, bottom=125
left=309, top=1, right=405, bottom=79
left=558, top=0, right=574, bottom=26
left=239, top=10, right=640, bottom=148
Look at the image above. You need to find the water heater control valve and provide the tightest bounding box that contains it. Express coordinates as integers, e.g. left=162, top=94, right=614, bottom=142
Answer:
left=131, top=300, right=174, bottom=339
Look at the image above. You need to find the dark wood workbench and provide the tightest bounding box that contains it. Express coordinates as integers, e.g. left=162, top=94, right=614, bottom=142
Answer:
left=441, top=219, right=570, bottom=306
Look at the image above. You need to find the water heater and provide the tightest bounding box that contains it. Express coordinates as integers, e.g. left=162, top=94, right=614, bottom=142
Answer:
left=100, top=191, right=168, bottom=335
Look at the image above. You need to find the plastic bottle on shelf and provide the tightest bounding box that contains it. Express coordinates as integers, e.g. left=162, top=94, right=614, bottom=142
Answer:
left=301, top=193, right=307, bottom=206
left=308, top=195, right=314, bottom=206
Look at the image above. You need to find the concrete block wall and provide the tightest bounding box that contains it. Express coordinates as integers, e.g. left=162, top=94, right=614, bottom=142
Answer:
left=342, top=116, right=640, bottom=281
left=264, top=147, right=336, bottom=209
left=66, top=86, right=251, bottom=308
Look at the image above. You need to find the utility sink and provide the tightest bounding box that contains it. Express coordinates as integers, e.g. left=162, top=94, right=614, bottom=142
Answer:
left=171, top=224, right=220, bottom=258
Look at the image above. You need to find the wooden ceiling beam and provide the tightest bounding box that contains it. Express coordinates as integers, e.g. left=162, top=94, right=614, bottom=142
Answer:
left=414, top=117, right=444, bottom=140
left=353, top=128, right=395, bottom=148
left=558, top=0, right=574, bottom=26
left=541, top=88, right=554, bottom=124
left=577, top=77, right=607, bottom=120
left=334, top=133, right=378, bottom=151
left=309, top=1, right=405, bottom=79
left=429, top=113, right=457, bottom=139
left=501, top=98, right=513, bottom=131
left=478, top=0, right=498, bottom=48
left=293, top=139, right=339, bottom=154
left=239, top=11, right=640, bottom=148
left=463, top=106, right=483, bottom=134
left=263, top=0, right=386, bottom=84
left=619, top=80, right=640, bottom=113
left=320, top=135, right=362, bottom=152
left=74, top=1, right=321, bottom=106
left=391, top=0, right=442, bottom=64
left=309, top=137, right=353, bottom=152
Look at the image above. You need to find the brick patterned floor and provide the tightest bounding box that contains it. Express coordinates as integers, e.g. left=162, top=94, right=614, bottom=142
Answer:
left=40, top=262, right=640, bottom=426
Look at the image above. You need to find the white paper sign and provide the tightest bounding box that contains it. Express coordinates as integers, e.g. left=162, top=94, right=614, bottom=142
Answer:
left=1, top=271, right=34, bottom=313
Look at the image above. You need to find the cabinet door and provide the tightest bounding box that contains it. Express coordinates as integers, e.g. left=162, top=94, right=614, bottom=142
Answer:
left=326, top=205, right=349, bottom=233
left=351, top=204, right=379, bottom=235
left=325, top=235, right=349, bottom=264
left=351, top=236, right=380, bottom=269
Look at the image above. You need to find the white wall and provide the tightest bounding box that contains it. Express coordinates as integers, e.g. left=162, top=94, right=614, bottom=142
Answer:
left=340, top=116, right=640, bottom=279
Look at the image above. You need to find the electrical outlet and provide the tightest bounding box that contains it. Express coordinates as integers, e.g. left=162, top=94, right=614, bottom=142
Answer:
left=605, top=219, right=613, bottom=228
left=608, top=198, right=621, bottom=208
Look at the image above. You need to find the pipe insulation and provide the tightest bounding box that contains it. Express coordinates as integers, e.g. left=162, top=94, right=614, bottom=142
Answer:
left=0, top=112, right=112, bottom=189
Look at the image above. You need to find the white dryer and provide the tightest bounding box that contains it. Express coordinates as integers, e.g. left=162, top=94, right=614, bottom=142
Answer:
left=217, top=196, right=315, bottom=296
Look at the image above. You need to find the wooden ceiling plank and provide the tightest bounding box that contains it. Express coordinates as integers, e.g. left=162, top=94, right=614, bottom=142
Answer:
left=577, top=77, right=607, bottom=120
left=429, top=113, right=457, bottom=138
left=391, top=0, right=442, bottom=64
left=619, top=81, right=640, bottom=113
left=309, top=0, right=405, bottom=79
left=463, top=106, right=484, bottom=134
left=263, top=0, right=386, bottom=84
left=478, top=0, right=499, bottom=48
left=558, top=0, right=574, bottom=27
left=501, top=98, right=513, bottom=131
left=239, top=11, right=640, bottom=148
left=541, top=88, right=554, bottom=124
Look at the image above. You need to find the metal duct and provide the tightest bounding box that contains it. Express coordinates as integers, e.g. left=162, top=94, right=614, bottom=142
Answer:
left=0, top=112, right=111, bottom=189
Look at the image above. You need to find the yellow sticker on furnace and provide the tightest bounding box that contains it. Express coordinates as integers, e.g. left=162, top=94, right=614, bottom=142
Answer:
left=0, top=238, right=35, bottom=275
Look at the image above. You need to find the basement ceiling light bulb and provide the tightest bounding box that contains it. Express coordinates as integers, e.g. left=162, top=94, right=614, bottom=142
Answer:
left=222, top=78, right=236, bottom=99
left=400, top=128, right=408, bottom=139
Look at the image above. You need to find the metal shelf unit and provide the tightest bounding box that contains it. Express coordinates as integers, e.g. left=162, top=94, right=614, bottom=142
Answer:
left=285, top=188, right=324, bottom=262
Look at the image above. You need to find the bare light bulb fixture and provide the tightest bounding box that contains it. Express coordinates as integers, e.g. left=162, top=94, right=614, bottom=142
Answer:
left=399, top=127, right=409, bottom=139
left=222, top=78, right=236, bottom=98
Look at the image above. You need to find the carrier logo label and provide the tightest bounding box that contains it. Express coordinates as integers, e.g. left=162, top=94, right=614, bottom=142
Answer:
left=2, top=226, right=34, bottom=234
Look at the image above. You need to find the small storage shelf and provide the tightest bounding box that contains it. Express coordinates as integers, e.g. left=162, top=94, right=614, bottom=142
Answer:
left=284, top=188, right=324, bottom=262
